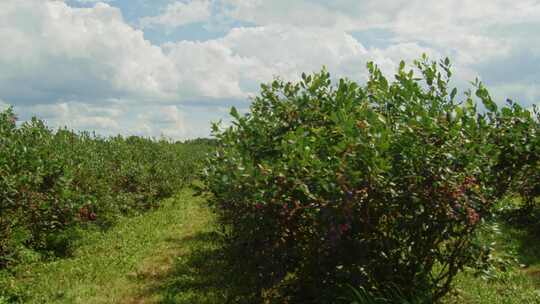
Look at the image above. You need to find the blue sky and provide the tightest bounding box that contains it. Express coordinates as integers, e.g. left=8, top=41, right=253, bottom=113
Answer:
left=1, top=0, right=539, bottom=139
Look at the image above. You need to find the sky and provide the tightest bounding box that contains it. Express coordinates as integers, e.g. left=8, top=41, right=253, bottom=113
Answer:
left=0, top=0, right=539, bottom=139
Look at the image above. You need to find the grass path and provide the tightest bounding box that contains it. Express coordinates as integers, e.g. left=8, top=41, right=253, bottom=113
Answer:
left=4, top=188, right=540, bottom=304
left=6, top=188, right=222, bottom=304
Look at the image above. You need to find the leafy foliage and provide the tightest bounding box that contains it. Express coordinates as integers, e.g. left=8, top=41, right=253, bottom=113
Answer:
left=204, top=56, right=538, bottom=302
left=0, top=108, right=210, bottom=269
left=486, top=99, right=539, bottom=209
left=338, top=284, right=429, bottom=304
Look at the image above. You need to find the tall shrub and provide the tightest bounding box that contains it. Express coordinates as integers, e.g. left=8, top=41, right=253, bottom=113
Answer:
left=204, top=56, right=502, bottom=302
left=486, top=100, right=539, bottom=209
left=0, top=109, right=209, bottom=268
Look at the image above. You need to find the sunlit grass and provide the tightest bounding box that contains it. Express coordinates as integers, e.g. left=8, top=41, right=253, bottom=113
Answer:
left=3, top=191, right=539, bottom=304
left=442, top=205, right=540, bottom=304
left=2, top=188, right=214, bottom=304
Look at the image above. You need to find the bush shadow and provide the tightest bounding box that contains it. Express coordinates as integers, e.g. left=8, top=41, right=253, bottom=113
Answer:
left=500, top=204, right=540, bottom=269
left=130, top=231, right=259, bottom=304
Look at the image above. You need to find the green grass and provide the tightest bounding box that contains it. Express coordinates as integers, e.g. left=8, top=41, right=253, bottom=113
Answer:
left=1, top=188, right=218, bottom=304
left=447, top=268, right=540, bottom=304
left=2, top=190, right=540, bottom=304
left=443, top=215, right=540, bottom=304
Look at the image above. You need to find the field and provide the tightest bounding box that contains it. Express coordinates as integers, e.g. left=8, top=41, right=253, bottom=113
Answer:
left=1, top=191, right=539, bottom=303
left=0, top=108, right=213, bottom=302
left=1, top=57, right=539, bottom=303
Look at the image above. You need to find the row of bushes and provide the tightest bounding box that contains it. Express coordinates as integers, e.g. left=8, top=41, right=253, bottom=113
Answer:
left=0, top=109, right=211, bottom=268
left=204, top=56, right=539, bottom=303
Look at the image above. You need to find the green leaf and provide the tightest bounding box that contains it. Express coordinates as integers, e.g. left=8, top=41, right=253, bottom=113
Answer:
left=450, top=88, right=457, bottom=100
left=230, top=106, right=240, bottom=119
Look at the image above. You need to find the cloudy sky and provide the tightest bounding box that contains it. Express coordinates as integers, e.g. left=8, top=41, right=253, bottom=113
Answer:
left=1, top=0, right=539, bottom=139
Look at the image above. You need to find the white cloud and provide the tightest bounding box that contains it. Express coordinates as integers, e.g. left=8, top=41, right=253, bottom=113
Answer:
left=0, top=0, right=460, bottom=138
left=73, top=0, right=114, bottom=2
left=2, top=0, right=539, bottom=138
left=140, top=0, right=211, bottom=29
left=0, top=99, right=10, bottom=111
left=163, top=39, right=259, bottom=99
left=164, top=25, right=438, bottom=99
left=490, top=83, right=540, bottom=107
left=73, top=0, right=114, bottom=3
left=221, top=0, right=540, bottom=65
left=0, top=0, right=181, bottom=104
left=14, top=101, right=192, bottom=139
left=14, top=102, right=120, bottom=133
left=215, top=0, right=540, bottom=106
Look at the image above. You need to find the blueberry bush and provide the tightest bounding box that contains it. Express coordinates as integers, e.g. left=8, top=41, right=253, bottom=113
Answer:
left=0, top=108, right=210, bottom=268
left=486, top=99, right=539, bottom=210
left=204, top=56, right=539, bottom=303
